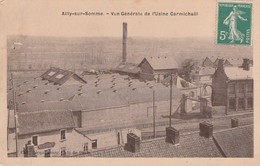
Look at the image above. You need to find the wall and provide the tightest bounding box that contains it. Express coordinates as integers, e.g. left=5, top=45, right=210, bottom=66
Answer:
left=80, top=99, right=181, bottom=130
left=211, top=66, right=228, bottom=106
left=17, top=129, right=92, bottom=157
left=87, top=128, right=141, bottom=150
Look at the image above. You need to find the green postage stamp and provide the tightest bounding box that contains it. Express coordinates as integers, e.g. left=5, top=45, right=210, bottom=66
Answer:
left=217, top=2, right=252, bottom=45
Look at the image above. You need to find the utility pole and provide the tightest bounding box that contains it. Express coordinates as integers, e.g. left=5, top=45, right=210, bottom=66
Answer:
left=169, top=73, right=173, bottom=127
left=153, top=90, right=156, bottom=138
left=11, top=73, right=19, bottom=157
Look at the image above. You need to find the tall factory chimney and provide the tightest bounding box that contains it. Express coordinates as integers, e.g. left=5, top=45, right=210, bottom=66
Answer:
left=122, top=22, right=127, bottom=63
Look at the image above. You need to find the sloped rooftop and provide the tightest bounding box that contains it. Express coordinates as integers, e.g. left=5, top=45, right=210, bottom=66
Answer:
left=224, top=66, right=253, bottom=80
left=17, top=109, right=75, bottom=135
left=140, top=56, right=179, bottom=70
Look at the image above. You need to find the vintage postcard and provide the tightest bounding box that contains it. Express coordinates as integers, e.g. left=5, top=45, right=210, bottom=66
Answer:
left=0, top=0, right=259, bottom=165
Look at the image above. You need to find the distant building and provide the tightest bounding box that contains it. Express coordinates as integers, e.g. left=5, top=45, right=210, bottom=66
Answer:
left=212, top=59, right=253, bottom=112
left=138, top=56, right=179, bottom=82
left=113, top=62, right=140, bottom=78
left=201, top=57, right=214, bottom=67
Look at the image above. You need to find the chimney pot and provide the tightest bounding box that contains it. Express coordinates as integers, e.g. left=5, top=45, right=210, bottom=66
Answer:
left=199, top=122, right=213, bottom=138
left=124, top=133, right=140, bottom=153
left=231, top=118, right=239, bottom=128
left=165, top=127, right=180, bottom=145
left=242, top=58, right=250, bottom=71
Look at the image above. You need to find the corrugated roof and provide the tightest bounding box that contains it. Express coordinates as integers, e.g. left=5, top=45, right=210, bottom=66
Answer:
left=85, top=132, right=222, bottom=157
left=224, top=67, right=253, bottom=80
left=213, top=125, right=253, bottom=157
left=17, top=109, right=75, bottom=135
left=140, top=56, right=178, bottom=70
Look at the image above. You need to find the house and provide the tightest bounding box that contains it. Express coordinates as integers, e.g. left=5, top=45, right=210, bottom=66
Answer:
left=212, top=59, right=253, bottom=112
left=138, top=56, right=179, bottom=82
left=9, top=109, right=93, bottom=157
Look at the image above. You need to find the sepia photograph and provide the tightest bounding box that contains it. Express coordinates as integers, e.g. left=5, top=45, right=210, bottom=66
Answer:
left=1, top=0, right=259, bottom=165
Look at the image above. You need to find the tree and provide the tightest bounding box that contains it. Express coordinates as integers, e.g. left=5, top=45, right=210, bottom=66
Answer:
left=178, top=58, right=199, bottom=82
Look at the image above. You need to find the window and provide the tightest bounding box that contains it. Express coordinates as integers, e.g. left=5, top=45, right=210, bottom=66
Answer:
left=229, top=98, right=236, bottom=109
left=92, top=139, right=97, bottom=149
left=238, top=84, right=245, bottom=93
left=228, top=84, right=235, bottom=94
left=83, top=143, right=88, bottom=152
left=118, top=132, right=121, bottom=145
left=61, top=147, right=66, bottom=157
left=48, top=71, right=56, bottom=76
left=32, top=135, right=38, bottom=146
left=238, top=98, right=245, bottom=110
left=247, top=97, right=253, bottom=109
left=60, top=130, right=66, bottom=141
left=247, top=83, right=253, bottom=93
left=44, top=149, right=51, bottom=157
left=56, top=74, right=64, bottom=79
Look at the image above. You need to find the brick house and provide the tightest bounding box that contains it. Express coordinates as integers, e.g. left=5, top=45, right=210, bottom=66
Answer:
left=212, top=59, right=253, bottom=112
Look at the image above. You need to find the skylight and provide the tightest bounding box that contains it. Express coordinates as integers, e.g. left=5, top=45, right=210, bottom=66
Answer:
left=48, top=71, right=56, bottom=76
left=55, top=74, right=64, bottom=79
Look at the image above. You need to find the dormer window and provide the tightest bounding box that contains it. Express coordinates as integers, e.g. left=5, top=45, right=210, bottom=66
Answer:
left=56, top=74, right=64, bottom=79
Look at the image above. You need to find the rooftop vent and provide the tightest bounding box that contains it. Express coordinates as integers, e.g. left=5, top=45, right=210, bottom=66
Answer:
left=40, top=100, right=45, bottom=103
left=24, top=81, right=28, bottom=84
left=149, top=86, right=153, bottom=89
left=57, top=87, right=61, bottom=90
left=44, top=90, right=49, bottom=94
left=113, top=89, right=117, bottom=93
left=111, top=86, right=114, bottom=89
left=21, top=102, right=26, bottom=105
left=97, top=90, right=102, bottom=94
left=132, top=88, right=136, bottom=91
left=26, top=90, right=32, bottom=93
left=17, top=84, right=21, bottom=88
left=78, top=88, right=82, bottom=92
left=78, top=92, right=83, bottom=96
left=33, top=86, right=37, bottom=89
left=60, top=98, right=64, bottom=101
left=113, top=83, right=116, bottom=86
left=45, top=82, right=48, bottom=85
left=95, top=84, right=99, bottom=87
left=18, top=93, right=23, bottom=97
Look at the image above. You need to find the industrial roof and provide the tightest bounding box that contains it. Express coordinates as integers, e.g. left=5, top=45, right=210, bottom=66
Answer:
left=139, top=56, right=179, bottom=70
left=17, top=109, right=75, bottom=135
left=11, top=72, right=182, bottom=113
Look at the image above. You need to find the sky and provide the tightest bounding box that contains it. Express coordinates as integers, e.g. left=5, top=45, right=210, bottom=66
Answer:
left=1, top=0, right=216, bottom=38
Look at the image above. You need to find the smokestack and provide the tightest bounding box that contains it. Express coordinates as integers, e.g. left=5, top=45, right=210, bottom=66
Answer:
left=216, top=59, right=224, bottom=71
left=122, top=22, right=127, bottom=63
left=242, top=58, right=250, bottom=71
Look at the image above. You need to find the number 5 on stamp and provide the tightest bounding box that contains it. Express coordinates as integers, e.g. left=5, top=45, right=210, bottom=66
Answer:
left=217, top=2, right=252, bottom=45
